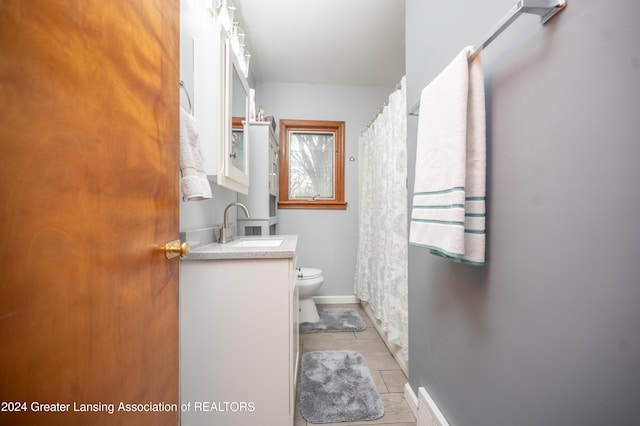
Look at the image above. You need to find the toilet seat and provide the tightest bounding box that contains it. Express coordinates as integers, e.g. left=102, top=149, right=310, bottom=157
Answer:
left=298, top=267, right=322, bottom=280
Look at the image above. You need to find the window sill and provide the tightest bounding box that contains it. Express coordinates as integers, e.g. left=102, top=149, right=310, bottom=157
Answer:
left=278, top=200, right=347, bottom=210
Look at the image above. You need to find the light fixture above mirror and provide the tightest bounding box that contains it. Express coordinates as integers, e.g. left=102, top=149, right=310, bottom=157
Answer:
left=209, top=0, right=250, bottom=77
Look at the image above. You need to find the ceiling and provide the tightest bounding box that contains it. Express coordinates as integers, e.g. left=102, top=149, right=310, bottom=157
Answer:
left=233, top=0, right=406, bottom=87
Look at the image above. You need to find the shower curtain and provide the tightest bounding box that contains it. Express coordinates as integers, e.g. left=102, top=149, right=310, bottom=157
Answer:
left=355, top=76, right=408, bottom=360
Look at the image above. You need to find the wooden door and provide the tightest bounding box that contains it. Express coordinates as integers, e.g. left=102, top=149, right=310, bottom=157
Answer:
left=0, top=1, right=179, bottom=425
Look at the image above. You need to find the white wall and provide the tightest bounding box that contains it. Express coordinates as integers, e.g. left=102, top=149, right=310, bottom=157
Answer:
left=258, top=82, right=395, bottom=296
left=406, top=1, right=640, bottom=424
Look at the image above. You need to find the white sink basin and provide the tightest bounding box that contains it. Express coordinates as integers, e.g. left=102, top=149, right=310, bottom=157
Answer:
left=231, top=238, right=284, bottom=248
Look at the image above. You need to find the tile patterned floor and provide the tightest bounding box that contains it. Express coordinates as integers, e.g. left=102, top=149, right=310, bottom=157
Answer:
left=295, top=304, right=416, bottom=426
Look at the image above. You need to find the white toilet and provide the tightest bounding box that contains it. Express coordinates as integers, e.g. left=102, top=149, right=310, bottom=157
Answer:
left=296, top=267, right=324, bottom=323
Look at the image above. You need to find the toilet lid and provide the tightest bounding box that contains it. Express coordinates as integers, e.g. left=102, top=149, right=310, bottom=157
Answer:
left=298, top=267, right=322, bottom=280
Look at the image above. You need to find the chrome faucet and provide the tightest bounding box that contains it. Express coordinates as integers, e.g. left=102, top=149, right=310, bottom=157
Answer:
left=220, top=202, right=250, bottom=244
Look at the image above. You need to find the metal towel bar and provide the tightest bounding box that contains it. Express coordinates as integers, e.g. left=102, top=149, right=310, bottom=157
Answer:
left=180, top=80, right=193, bottom=115
left=408, top=0, right=566, bottom=116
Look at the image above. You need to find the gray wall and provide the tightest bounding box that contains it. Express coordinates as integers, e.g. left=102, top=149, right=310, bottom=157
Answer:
left=258, top=82, right=395, bottom=296
left=406, top=1, right=640, bottom=425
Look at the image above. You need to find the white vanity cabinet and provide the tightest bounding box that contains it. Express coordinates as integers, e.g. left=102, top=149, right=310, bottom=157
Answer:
left=238, top=121, right=279, bottom=236
left=179, top=235, right=299, bottom=426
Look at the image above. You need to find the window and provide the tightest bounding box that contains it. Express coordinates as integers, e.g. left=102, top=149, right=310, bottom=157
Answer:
left=278, top=119, right=346, bottom=210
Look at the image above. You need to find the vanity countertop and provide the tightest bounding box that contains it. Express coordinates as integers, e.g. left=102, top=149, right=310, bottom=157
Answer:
left=182, top=229, right=298, bottom=260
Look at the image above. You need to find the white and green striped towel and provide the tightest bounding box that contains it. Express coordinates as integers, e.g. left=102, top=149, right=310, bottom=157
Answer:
left=409, top=46, right=486, bottom=265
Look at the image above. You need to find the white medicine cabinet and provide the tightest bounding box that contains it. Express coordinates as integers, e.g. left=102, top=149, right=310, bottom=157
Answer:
left=223, top=41, right=250, bottom=192
left=193, top=23, right=250, bottom=194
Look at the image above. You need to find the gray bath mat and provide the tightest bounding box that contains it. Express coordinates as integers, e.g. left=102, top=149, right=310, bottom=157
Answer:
left=300, top=307, right=367, bottom=334
left=300, top=350, right=384, bottom=424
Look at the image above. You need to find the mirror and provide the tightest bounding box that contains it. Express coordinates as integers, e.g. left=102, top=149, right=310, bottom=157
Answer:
left=231, top=118, right=245, bottom=173
left=230, top=64, right=247, bottom=173
left=219, top=32, right=250, bottom=193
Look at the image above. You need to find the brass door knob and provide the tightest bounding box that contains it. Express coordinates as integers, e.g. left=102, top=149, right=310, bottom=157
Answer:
left=165, top=240, right=190, bottom=259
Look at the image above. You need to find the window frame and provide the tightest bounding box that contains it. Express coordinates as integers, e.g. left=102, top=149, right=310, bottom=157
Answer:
left=278, top=119, right=346, bottom=210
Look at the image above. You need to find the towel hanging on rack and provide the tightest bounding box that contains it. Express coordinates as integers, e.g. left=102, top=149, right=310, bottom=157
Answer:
left=409, top=46, right=486, bottom=265
left=179, top=106, right=212, bottom=201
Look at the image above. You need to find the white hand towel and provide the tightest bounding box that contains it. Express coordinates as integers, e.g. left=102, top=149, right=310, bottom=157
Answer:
left=409, top=46, right=486, bottom=265
left=180, top=106, right=212, bottom=201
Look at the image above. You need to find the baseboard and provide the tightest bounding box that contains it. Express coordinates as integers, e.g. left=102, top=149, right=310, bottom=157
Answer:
left=313, top=295, right=360, bottom=304
left=360, top=302, right=408, bottom=376
left=404, top=382, right=419, bottom=420
left=417, top=386, right=450, bottom=426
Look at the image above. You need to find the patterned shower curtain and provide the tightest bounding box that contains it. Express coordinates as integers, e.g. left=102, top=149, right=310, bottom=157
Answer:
left=355, top=76, right=408, bottom=360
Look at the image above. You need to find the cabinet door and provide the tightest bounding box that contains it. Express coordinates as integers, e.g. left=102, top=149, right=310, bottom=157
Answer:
left=219, top=37, right=250, bottom=194
left=193, top=25, right=250, bottom=194
left=193, top=26, right=224, bottom=177
left=181, top=258, right=292, bottom=425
